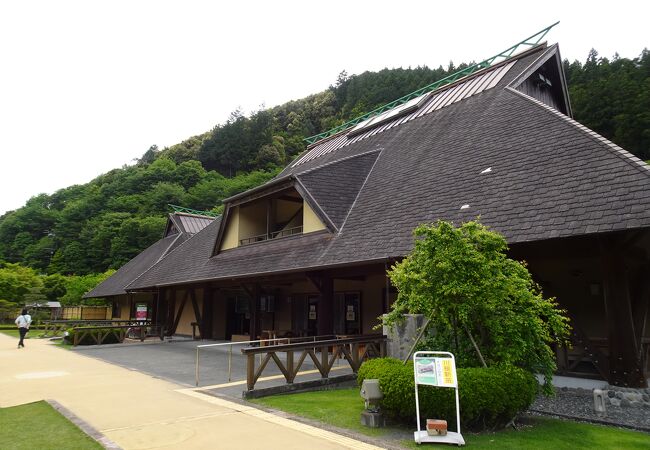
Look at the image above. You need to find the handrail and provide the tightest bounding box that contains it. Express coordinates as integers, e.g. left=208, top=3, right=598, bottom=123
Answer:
left=241, top=334, right=385, bottom=354
left=242, top=334, right=387, bottom=390
left=72, top=324, right=150, bottom=330
left=239, top=225, right=305, bottom=246
left=42, top=319, right=153, bottom=337
left=195, top=334, right=338, bottom=386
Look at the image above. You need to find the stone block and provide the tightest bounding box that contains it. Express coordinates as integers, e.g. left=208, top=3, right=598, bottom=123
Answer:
left=383, top=314, right=426, bottom=361
left=593, top=389, right=606, bottom=414
left=360, top=411, right=385, bottom=428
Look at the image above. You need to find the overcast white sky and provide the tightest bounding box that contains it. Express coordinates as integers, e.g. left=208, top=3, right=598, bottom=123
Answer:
left=1, top=1, right=648, bottom=215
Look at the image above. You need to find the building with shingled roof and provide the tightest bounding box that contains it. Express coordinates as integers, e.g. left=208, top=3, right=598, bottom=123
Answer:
left=87, top=38, right=650, bottom=387
left=84, top=209, right=216, bottom=331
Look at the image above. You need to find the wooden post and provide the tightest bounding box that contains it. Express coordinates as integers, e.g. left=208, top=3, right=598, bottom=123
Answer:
left=600, top=238, right=647, bottom=387
left=166, top=288, right=177, bottom=336
left=152, top=290, right=159, bottom=325
left=317, top=275, right=334, bottom=336
left=247, top=353, right=255, bottom=391
left=252, top=284, right=261, bottom=341
left=202, top=286, right=214, bottom=340
left=286, top=351, right=295, bottom=383
left=190, top=288, right=202, bottom=339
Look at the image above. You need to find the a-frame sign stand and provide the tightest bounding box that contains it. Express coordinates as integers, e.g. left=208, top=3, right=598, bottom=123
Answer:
left=413, top=351, right=465, bottom=446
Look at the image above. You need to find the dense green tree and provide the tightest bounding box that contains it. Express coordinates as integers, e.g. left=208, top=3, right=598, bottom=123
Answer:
left=385, top=221, right=571, bottom=394
left=43, top=273, right=67, bottom=302
left=0, top=263, right=43, bottom=305
left=60, top=270, right=114, bottom=305
left=109, top=216, right=167, bottom=268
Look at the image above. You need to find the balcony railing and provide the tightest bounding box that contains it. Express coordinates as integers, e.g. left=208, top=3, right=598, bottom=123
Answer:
left=239, top=226, right=303, bottom=246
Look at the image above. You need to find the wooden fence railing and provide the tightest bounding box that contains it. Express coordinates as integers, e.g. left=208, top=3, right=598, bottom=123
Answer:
left=43, top=320, right=151, bottom=337
left=70, top=323, right=163, bottom=346
left=241, top=334, right=387, bottom=391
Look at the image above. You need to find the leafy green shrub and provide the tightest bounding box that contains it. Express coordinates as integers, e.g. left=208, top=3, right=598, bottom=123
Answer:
left=64, top=327, right=123, bottom=345
left=385, top=221, right=571, bottom=394
left=357, top=358, right=538, bottom=430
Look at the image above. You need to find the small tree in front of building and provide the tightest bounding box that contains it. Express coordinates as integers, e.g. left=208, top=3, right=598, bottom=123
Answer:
left=384, top=220, right=571, bottom=394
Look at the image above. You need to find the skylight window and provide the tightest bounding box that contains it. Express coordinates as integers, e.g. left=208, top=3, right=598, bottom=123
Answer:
left=347, top=93, right=430, bottom=138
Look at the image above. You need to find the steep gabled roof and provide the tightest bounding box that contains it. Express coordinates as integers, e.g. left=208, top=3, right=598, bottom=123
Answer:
left=126, top=43, right=650, bottom=290
left=296, top=151, right=380, bottom=230
left=84, top=233, right=187, bottom=298
left=85, top=211, right=216, bottom=298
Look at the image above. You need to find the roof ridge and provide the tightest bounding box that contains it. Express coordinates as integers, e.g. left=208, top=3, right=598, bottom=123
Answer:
left=295, top=149, right=382, bottom=176
left=304, top=25, right=558, bottom=146
left=156, top=233, right=183, bottom=264
left=294, top=177, right=338, bottom=231
left=337, top=149, right=384, bottom=235
left=125, top=217, right=221, bottom=291
left=301, top=47, right=545, bottom=152
left=505, top=87, right=650, bottom=177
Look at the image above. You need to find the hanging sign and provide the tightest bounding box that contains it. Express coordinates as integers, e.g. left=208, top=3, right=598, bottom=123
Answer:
left=414, top=355, right=457, bottom=387
left=346, top=305, right=355, bottom=321
left=135, top=303, right=148, bottom=321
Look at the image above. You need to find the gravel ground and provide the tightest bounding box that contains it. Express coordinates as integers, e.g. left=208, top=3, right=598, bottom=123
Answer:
left=529, top=387, right=650, bottom=432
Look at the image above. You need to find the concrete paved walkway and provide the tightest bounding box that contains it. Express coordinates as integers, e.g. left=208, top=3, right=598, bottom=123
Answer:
left=0, top=334, right=382, bottom=450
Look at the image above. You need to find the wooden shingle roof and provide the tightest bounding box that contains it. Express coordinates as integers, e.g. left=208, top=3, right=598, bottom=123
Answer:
left=126, top=44, right=650, bottom=290
left=84, top=212, right=216, bottom=298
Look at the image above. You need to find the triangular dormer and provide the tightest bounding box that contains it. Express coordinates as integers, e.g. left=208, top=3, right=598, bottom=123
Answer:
left=213, top=151, right=379, bottom=254
left=214, top=183, right=328, bottom=253
left=508, top=43, right=572, bottom=117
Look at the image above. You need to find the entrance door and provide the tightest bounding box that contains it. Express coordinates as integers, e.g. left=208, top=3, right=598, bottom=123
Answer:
left=226, top=296, right=249, bottom=340
left=334, top=292, right=361, bottom=335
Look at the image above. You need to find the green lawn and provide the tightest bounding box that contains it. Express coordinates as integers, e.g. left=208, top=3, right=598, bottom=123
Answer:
left=250, top=388, right=650, bottom=449
left=0, top=401, right=102, bottom=450
left=0, top=329, right=21, bottom=338
left=0, top=329, right=71, bottom=349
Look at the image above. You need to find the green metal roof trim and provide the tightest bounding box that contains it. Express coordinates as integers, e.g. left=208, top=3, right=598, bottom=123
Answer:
left=303, top=21, right=560, bottom=146
left=168, top=204, right=221, bottom=218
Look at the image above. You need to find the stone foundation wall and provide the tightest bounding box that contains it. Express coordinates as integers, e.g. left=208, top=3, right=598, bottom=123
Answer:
left=382, top=314, right=425, bottom=362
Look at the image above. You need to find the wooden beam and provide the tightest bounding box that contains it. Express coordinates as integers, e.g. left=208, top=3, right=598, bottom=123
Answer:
left=277, top=195, right=303, bottom=203
left=631, top=264, right=650, bottom=362
left=201, top=286, right=214, bottom=340
left=305, top=272, right=323, bottom=293
left=317, top=275, right=334, bottom=336
left=600, top=238, right=647, bottom=387
left=239, top=283, right=255, bottom=300
left=250, top=284, right=261, bottom=341
left=170, top=290, right=188, bottom=336
left=166, top=288, right=176, bottom=336
left=190, top=289, right=202, bottom=338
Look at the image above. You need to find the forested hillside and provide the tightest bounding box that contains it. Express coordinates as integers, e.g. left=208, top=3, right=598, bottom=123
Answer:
left=0, top=48, right=648, bottom=295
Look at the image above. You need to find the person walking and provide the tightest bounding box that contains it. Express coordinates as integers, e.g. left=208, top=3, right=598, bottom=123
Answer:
left=15, top=308, right=32, bottom=349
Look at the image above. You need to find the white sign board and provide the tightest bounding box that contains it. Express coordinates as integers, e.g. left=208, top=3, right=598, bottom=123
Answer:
left=414, top=356, right=457, bottom=388
left=413, top=351, right=464, bottom=446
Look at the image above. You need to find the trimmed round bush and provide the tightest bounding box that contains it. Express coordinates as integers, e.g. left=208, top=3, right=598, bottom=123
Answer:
left=357, top=357, right=537, bottom=430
